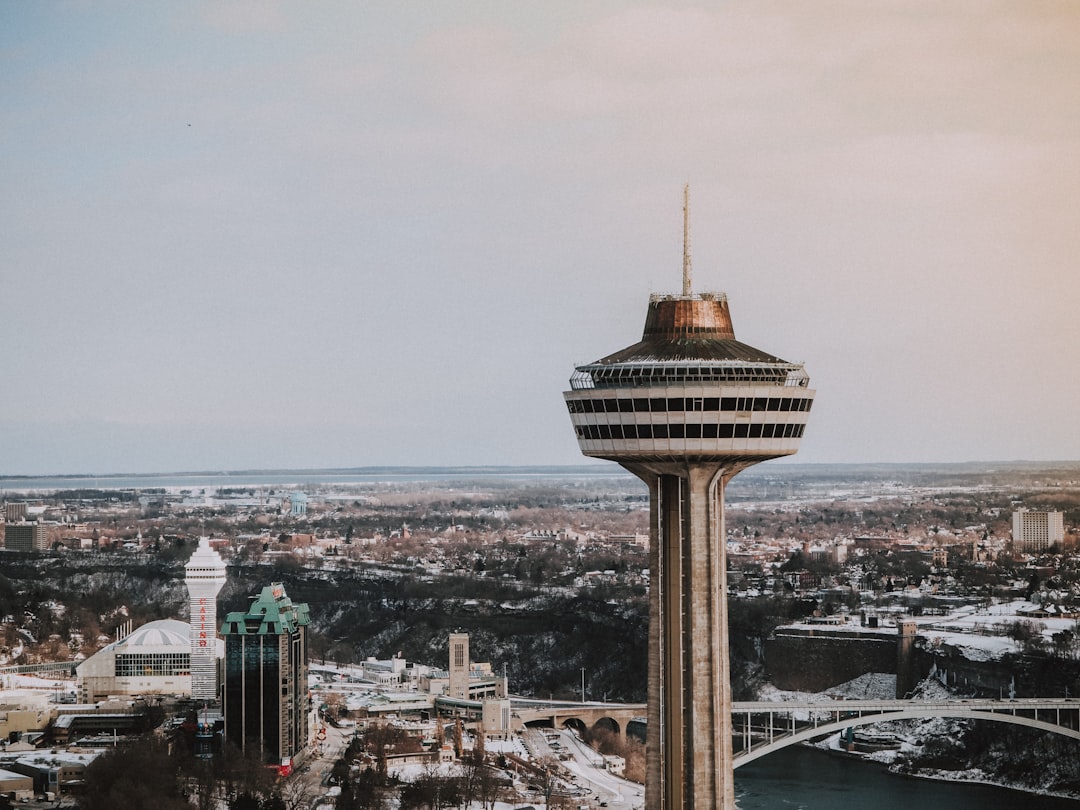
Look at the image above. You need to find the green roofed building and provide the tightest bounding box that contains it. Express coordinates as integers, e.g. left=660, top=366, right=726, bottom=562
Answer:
left=220, top=582, right=310, bottom=774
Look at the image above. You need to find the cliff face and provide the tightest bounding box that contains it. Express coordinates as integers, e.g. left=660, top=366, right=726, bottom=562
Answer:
left=257, top=565, right=651, bottom=702
left=914, top=643, right=1080, bottom=699
left=764, top=623, right=1080, bottom=699
left=0, top=552, right=652, bottom=702
left=765, top=628, right=898, bottom=693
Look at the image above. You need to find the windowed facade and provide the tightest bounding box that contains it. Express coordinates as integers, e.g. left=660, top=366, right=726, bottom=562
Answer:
left=115, top=652, right=189, bottom=677
left=221, top=583, right=310, bottom=773
left=448, top=633, right=470, bottom=700
left=1012, top=509, right=1065, bottom=553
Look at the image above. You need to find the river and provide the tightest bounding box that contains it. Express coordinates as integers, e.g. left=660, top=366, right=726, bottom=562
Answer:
left=734, top=746, right=1080, bottom=808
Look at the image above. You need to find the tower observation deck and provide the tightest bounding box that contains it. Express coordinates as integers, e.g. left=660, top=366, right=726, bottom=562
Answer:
left=563, top=189, right=814, bottom=810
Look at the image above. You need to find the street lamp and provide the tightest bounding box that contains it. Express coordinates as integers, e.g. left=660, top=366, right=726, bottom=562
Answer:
left=581, top=667, right=586, bottom=703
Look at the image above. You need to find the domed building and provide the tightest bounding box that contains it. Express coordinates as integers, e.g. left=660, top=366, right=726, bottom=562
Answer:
left=76, top=619, right=193, bottom=703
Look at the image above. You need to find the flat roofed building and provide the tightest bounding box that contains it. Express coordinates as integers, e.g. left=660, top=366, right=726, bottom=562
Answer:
left=8, top=750, right=97, bottom=797
left=0, top=692, right=51, bottom=742
left=3, top=522, right=48, bottom=552
left=0, top=768, right=33, bottom=801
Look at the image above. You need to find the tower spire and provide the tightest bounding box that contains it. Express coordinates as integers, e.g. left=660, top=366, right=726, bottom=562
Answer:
left=682, top=183, right=693, bottom=296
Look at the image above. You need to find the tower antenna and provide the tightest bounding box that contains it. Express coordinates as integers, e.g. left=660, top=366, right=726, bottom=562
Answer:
left=682, top=183, right=693, bottom=296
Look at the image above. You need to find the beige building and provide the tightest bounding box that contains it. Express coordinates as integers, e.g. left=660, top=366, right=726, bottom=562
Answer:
left=448, top=633, right=469, bottom=700
left=481, top=698, right=511, bottom=740
left=0, top=768, right=34, bottom=801
left=0, top=692, right=51, bottom=740
left=1012, top=509, right=1065, bottom=553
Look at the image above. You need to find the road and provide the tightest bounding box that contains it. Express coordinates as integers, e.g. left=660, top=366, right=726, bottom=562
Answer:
left=555, top=729, right=644, bottom=809
left=296, top=720, right=352, bottom=807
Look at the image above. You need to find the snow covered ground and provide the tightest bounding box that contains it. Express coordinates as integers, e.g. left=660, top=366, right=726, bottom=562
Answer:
left=782, top=597, right=1079, bottom=662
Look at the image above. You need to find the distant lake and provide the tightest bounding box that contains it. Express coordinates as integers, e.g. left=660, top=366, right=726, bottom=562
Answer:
left=0, top=466, right=631, bottom=493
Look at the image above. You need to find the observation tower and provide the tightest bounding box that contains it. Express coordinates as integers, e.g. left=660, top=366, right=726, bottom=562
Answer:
left=185, top=537, right=228, bottom=702
left=563, top=188, right=814, bottom=810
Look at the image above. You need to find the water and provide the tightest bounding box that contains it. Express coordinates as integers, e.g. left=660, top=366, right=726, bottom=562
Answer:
left=735, top=746, right=1080, bottom=808
left=0, top=465, right=627, bottom=493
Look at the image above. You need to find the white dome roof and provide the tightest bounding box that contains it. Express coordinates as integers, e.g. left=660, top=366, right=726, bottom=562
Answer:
left=113, top=619, right=190, bottom=651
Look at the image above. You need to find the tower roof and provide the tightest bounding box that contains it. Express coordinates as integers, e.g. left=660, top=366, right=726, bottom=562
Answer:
left=587, top=292, right=787, bottom=366
left=185, top=537, right=226, bottom=576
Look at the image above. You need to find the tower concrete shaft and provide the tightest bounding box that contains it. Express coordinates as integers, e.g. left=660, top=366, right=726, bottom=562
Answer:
left=634, top=464, right=735, bottom=808
left=565, top=280, right=813, bottom=810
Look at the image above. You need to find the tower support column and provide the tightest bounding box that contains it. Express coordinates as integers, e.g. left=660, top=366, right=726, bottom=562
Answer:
left=634, top=463, right=735, bottom=810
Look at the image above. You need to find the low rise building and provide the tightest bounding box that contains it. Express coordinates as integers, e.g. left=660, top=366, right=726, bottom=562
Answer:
left=0, top=692, right=51, bottom=740
left=0, top=767, right=34, bottom=801
left=76, top=619, right=192, bottom=702
left=6, top=750, right=98, bottom=797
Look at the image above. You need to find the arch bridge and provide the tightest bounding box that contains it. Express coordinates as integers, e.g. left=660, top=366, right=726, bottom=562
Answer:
left=731, top=698, right=1080, bottom=766
left=514, top=702, right=646, bottom=739
left=512, top=698, right=1080, bottom=764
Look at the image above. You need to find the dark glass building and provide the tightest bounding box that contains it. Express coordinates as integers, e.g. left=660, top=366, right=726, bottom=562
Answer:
left=220, top=582, right=310, bottom=774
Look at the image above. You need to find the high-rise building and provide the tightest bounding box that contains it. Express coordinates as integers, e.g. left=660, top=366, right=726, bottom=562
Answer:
left=3, top=522, right=48, bottom=552
left=220, top=583, right=310, bottom=774
left=184, top=537, right=228, bottom=702
left=448, top=632, right=469, bottom=700
left=563, top=188, right=814, bottom=810
left=1012, top=508, right=1065, bottom=553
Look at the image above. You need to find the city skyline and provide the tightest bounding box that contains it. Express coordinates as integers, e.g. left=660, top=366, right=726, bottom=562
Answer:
left=3, top=2, right=1079, bottom=475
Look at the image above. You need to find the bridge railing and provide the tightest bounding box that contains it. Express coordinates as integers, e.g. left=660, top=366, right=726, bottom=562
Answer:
left=0, top=660, right=77, bottom=676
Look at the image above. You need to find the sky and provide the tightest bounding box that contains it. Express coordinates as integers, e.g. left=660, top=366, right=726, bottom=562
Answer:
left=2, top=1, right=1079, bottom=475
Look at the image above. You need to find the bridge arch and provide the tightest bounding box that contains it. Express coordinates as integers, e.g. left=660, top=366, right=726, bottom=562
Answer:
left=734, top=707, right=1080, bottom=768
left=561, top=717, right=587, bottom=736
left=589, top=716, right=621, bottom=737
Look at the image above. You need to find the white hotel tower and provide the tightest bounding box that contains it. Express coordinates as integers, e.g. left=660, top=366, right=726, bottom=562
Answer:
left=564, top=189, right=814, bottom=810
left=185, top=537, right=228, bottom=702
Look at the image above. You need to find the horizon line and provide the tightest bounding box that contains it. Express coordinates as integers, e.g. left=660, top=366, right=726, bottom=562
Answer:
left=4, top=459, right=1080, bottom=481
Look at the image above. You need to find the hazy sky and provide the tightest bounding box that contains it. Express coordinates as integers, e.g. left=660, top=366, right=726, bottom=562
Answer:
left=3, top=2, right=1079, bottom=475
